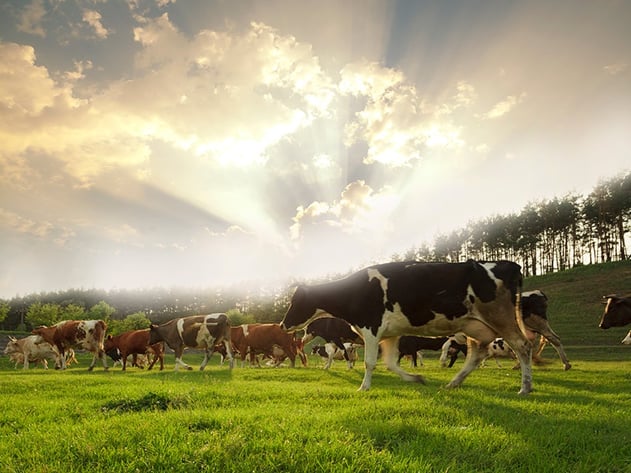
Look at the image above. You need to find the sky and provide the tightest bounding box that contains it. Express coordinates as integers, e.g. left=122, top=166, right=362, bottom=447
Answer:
left=1, top=0, right=630, bottom=298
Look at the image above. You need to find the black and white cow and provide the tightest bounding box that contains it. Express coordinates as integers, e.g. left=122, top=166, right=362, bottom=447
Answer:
left=439, top=333, right=468, bottom=368
left=302, top=318, right=363, bottom=363
left=311, top=342, right=359, bottom=369
left=280, top=260, right=533, bottom=394
left=521, top=290, right=571, bottom=370
left=397, top=336, right=450, bottom=367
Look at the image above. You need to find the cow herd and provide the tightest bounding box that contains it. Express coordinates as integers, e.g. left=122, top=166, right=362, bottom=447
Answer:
left=3, top=260, right=630, bottom=396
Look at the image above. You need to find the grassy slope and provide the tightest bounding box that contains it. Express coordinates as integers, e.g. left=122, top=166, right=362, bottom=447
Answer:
left=522, top=260, right=631, bottom=350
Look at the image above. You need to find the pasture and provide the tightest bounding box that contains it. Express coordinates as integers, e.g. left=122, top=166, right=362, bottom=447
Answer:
left=0, top=349, right=629, bottom=473
left=1, top=260, right=630, bottom=472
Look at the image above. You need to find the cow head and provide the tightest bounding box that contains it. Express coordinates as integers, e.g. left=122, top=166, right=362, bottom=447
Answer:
left=280, top=286, right=317, bottom=332
left=600, top=295, right=631, bottom=329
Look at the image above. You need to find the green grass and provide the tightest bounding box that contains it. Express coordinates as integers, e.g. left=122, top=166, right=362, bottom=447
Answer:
left=1, top=261, right=631, bottom=472
left=1, top=350, right=630, bottom=473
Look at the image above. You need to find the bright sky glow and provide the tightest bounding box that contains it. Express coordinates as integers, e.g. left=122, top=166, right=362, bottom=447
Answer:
left=0, top=0, right=630, bottom=297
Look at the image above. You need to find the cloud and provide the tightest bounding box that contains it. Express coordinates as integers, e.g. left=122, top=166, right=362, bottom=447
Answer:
left=82, top=10, right=110, bottom=39
left=481, top=93, right=527, bottom=119
left=17, top=0, right=46, bottom=37
left=340, top=60, right=466, bottom=167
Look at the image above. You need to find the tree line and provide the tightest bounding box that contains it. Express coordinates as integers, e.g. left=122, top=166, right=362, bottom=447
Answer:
left=1, top=170, right=628, bottom=331
left=397, top=171, right=630, bottom=277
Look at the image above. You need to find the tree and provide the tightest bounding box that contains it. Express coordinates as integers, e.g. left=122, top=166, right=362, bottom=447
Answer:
left=0, top=301, right=9, bottom=329
left=26, top=302, right=61, bottom=328
left=87, top=301, right=116, bottom=323
left=107, top=312, right=151, bottom=336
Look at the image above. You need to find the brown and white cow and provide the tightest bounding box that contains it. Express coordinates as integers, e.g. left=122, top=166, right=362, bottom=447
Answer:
left=104, top=329, right=165, bottom=371
left=32, top=320, right=108, bottom=370
left=281, top=260, right=533, bottom=394
left=148, top=313, right=233, bottom=371
left=3, top=335, right=61, bottom=369
left=600, top=295, right=631, bottom=329
left=230, top=323, right=302, bottom=368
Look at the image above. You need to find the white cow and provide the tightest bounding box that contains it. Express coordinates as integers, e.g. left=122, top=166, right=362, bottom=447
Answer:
left=3, top=335, right=61, bottom=369
left=622, top=330, right=631, bottom=345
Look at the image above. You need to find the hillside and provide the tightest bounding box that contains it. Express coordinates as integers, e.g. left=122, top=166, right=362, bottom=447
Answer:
left=523, top=260, right=631, bottom=349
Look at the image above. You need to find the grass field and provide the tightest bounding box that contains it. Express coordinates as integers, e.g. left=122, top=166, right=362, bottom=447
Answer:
left=1, top=261, right=630, bottom=472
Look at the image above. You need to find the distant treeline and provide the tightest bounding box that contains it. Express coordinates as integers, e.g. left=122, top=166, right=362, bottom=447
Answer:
left=393, top=170, right=630, bottom=277
left=0, top=171, right=628, bottom=331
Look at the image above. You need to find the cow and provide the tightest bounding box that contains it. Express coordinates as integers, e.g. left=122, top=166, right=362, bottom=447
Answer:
left=622, top=330, right=631, bottom=345
left=302, top=318, right=364, bottom=364
left=521, top=290, right=571, bottom=370
left=397, top=336, right=450, bottom=367
left=230, top=323, right=301, bottom=368
left=104, top=329, right=165, bottom=371
left=258, top=339, right=308, bottom=367
left=32, top=320, right=108, bottom=370
left=600, top=295, right=631, bottom=329
left=311, top=342, right=359, bottom=369
left=439, top=333, right=468, bottom=368
left=3, top=335, right=61, bottom=369
left=280, top=260, right=533, bottom=394
left=482, top=338, right=516, bottom=368
left=148, top=313, right=233, bottom=371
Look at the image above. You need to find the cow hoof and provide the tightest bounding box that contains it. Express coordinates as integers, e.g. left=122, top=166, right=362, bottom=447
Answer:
left=564, top=364, right=572, bottom=371
left=87, top=367, right=94, bottom=372
left=518, top=387, right=533, bottom=396
left=187, top=366, right=193, bottom=371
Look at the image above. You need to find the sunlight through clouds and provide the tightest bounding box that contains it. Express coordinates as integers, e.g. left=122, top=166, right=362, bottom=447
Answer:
left=0, top=0, right=629, bottom=295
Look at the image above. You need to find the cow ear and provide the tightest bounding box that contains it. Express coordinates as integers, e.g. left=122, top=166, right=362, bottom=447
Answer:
left=107, top=335, right=112, bottom=340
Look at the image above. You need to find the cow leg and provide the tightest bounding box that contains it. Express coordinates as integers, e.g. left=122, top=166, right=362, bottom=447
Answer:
left=380, top=336, right=425, bottom=386
left=418, top=351, right=424, bottom=367
left=358, top=331, right=380, bottom=391
left=446, top=320, right=499, bottom=389
left=446, top=338, right=491, bottom=388
left=223, top=339, right=234, bottom=369
left=23, top=354, right=29, bottom=370
left=528, top=317, right=571, bottom=371
left=439, top=340, right=450, bottom=368
left=199, top=349, right=210, bottom=371
left=448, top=352, right=458, bottom=368
left=173, top=347, right=192, bottom=371
left=324, top=354, right=333, bottom=370
left=499, top=332, right=533, bottom=395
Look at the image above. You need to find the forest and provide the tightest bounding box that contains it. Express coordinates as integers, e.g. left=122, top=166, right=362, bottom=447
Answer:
left=0, top=170, right=629, bottom=331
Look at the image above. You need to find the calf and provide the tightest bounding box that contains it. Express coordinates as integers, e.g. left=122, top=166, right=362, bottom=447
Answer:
left=149, top=313, right=233, bottom=371
left=104, top=329, right=164, bottom=371
left=600, top=294, right=631, bottom=329
left=311, top=342, right=359, bottom=369
left=397, top=336, right=449, bottom=367
left=3, top=335, right=61, bottom=369
left=281, top=260, right=533, bottom=394
left=32, top=320, right=108, bottom=370
left=622, top=330, right=631, bottom=345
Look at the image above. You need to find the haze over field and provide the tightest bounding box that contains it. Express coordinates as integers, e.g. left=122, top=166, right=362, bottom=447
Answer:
left=1, top=0, right=630, bottom=297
